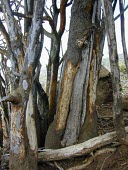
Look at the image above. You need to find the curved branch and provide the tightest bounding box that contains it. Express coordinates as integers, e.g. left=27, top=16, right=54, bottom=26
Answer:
left=43, top=28, right=55, bottom=39
left=43, top=12, right=58, bottom=38
left=58, top=0, right=68, bottom=37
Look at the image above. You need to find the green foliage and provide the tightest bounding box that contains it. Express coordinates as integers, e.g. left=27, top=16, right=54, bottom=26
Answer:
left=119, top=62, right=127, bottom=74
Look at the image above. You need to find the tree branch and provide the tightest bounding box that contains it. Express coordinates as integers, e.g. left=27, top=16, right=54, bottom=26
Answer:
left=43, top=28, right=55, bottom=39
left=114, top=4, right=128, bottom=21
left=0, top=94, right=22, bottom=104
left=58, top=0, right=68, bottom=37
left=0, top=48, right=7, bottom=55
left=43, top=11, right=58, bottom=38
left=3, top=127, right=128, bottom=163
left=38, top=127, right=128, bottom=162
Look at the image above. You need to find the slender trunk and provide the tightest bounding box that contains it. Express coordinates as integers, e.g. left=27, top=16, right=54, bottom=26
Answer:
left=102, top=0, right=128, bottom=145
left=119, top=0, right=128, bottom=74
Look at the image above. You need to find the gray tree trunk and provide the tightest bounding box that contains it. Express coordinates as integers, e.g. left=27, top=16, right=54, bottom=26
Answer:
left=45, top=0, right=105, bottom=148
left=102, top=0, right=128, bottom=145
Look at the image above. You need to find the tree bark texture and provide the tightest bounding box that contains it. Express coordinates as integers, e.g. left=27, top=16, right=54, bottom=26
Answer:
left=47, top=0, right=68, bottom=125
left=1, top=0, right=45, bottom=169
left=52, top=0, right=105, bottom=147
left=102, top=0, right=128, bottom=145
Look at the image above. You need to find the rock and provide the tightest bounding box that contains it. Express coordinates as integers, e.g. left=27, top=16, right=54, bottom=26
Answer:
left=122, top=94, right=128, bottom=110
left=45, top=119, right=62, bottom=149
left=96, top=66, right=113, bottom=105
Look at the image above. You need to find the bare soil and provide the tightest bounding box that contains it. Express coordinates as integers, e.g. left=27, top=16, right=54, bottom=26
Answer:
left=40, top=102, right=128, bottom=170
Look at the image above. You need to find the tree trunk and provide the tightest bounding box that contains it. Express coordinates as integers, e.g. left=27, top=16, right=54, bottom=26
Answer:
left=102, top=0, right=128, bottom=145
left=1, top=0, right=45, bottom=169
left=58, top=0, right=104, bottom=146
left=45, top=0, right=105, bottom=148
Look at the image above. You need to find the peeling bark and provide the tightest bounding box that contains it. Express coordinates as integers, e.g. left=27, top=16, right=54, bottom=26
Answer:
left=58, top=0, right=105, bottom=147
left=56, top=61, right=79, bottom=131
left=1, top=0, right=45, bottom=169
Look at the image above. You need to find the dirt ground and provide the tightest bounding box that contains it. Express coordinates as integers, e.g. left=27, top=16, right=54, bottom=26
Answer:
left=89, top=103, right=128, bottom=170
left=40, top=102, right=128, bottom=170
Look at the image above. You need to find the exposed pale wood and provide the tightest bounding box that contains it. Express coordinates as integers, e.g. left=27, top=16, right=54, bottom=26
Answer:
left=38, top=127, right=128, bottom=162
left=56, top=61, right=79, bottom=131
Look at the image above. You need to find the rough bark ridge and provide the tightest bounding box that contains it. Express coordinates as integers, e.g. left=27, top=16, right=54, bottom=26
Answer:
left=1, top=0, right=45, bottom=169
left=56, top=0, right=94, bottom=143
left=56, top=0, right=104, bottom=147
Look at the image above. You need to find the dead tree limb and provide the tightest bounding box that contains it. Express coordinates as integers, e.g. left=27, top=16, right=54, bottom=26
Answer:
left=38, top=126, right=128, bottom=162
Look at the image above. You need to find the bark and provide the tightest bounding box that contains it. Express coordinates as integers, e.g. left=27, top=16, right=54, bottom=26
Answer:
left=55, top=0, right=105, bottom=147
left=102, top=0, right=128, bottom=145
left=36, top=81, right=49, bottom=147
left=56, top=0, right=94, bottom=139
left=46, top=1, right=68, bottom=125
left=119, top=0, right=128, bottom=74
left=1, top=0, right=45, bottom=169
left=24, top=0, right=34, bottom=34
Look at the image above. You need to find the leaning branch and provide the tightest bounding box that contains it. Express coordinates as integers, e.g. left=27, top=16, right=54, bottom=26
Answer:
left=38, top=126, right=128, bottom=162
left=58, top=0, right=68, bottom=37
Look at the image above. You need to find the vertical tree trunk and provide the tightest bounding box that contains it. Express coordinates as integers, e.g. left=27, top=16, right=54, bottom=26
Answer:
left=119, top=0, right=128, bottom=74
left=1, top=0, right=45, bottom=169
left=56, top=0, right=105, bottom=147
left=46, top=0, right=67, bottom=125
left=102, top=0, right=128, bottom=145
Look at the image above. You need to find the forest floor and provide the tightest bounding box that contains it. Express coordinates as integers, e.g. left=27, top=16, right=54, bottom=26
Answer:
left=40, top=71, right=128, bottom=170
left=89, top=103, right=128, bottom=170
left=40, top=102, right=128, bottom=170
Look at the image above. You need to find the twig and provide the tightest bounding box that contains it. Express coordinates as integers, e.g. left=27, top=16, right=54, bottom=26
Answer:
left=100, top=149, right=116, bottom=170
left=54, top=161, right=64, bottom=170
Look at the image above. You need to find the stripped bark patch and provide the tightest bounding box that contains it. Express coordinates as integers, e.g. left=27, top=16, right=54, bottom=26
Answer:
left=56, top=61, right=79, bottom=131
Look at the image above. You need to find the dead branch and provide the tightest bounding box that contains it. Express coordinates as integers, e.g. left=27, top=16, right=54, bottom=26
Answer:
left=39, top=133, right=116, bottom=161
left=38, top=127, right=128, bottom=162
left=2, top=127, right=128, bottom=164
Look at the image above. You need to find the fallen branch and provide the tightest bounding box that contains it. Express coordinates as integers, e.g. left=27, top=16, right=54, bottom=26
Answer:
left=38, top=126, right=128, bottom=162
